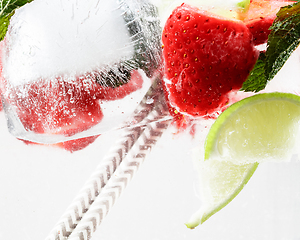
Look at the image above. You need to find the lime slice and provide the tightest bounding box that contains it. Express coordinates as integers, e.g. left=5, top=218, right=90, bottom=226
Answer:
left=186, top=92, right=300, bottom=229
left=186, top=160, right=258, bottom=228
left=206, top=92, right=300, bottom=163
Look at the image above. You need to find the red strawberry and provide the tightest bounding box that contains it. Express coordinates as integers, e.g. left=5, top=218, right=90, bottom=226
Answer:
left=162, top=4, right=259, bottom=117
left=5, top=77, right=104, bottom=152
left=0, top=67, right=143, bottom=152
left=243, top=0, right=294, bottom=45
left=9, top=78, right=103, bottom=136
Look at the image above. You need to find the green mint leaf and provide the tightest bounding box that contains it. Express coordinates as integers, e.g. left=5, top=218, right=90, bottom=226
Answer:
left=265, top=1, right=300, bottom=80
left=0, top=12, right=12, bottom=41
left=241, top=52, right=266, bottom=92
left=242, top=1, right=300, bottom=92
left=0, top=0, right=34, bottom=41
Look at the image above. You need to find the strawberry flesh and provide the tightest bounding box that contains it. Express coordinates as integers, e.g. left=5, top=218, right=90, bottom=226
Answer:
left=0, top=63, right=143, bottom=151
left=162, top=4, right=259, bottom=117
left=243, top=0, right=294, bottom=45
left=9, top=78, right=103, bottom=136
left=15, top=70, right=142, bottom=152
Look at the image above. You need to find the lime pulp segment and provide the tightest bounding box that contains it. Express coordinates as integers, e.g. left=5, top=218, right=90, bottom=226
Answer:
left=186, top=160, right=258, bottom=228
left=205, top=92, right=300, bottom=164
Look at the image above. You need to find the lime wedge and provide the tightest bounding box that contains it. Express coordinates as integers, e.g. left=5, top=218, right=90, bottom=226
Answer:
left=206, top=92, right=300, bottom=164
left=186, top=92, right=300, bottom=229
left=186, top=159, right=258, bottom=229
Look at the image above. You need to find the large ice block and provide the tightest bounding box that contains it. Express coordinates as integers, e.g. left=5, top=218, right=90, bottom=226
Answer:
left=0, top=0, right=163, bottom=144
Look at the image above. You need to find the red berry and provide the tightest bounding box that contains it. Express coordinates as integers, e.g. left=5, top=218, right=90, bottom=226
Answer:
left=0, top=68, right=143, bottom=152
left=243, top=0, right=293, bottom=45
left=9, top=78, right=104, bottom=136
left=162, top=4, right=259, bottom=117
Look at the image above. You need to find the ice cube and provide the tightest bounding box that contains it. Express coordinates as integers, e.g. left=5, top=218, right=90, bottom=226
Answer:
left=0, top=0, right=162, bottom=145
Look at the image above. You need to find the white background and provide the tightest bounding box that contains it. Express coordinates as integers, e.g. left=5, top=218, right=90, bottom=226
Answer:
left=1, top=111, right=300, bottom=240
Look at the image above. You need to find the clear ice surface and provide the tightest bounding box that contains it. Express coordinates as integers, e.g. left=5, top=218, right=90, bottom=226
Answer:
left=0, top=0, right=163, bottom=144
left=4, top=0, right=133, bottom=85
